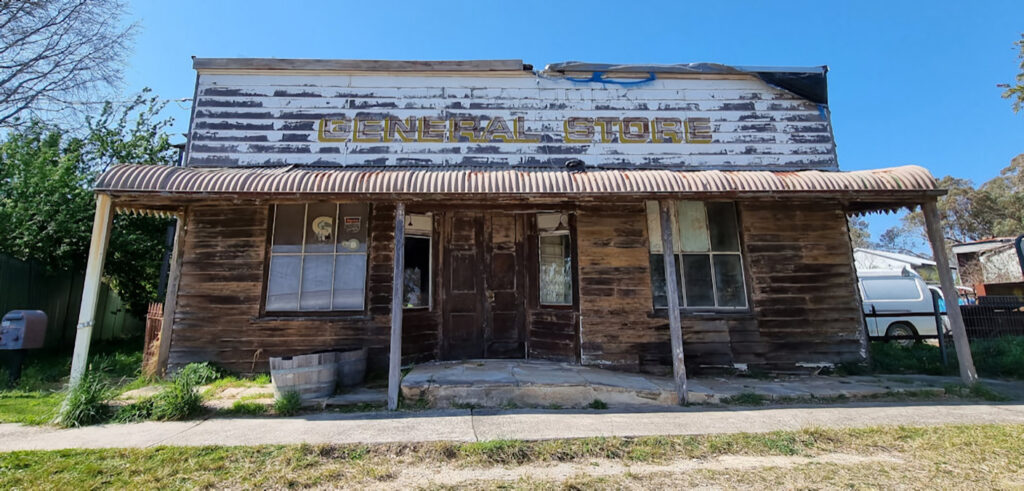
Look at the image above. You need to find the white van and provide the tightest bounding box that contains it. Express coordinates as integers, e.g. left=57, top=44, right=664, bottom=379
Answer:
left=857, top=269, right=947, bottom=345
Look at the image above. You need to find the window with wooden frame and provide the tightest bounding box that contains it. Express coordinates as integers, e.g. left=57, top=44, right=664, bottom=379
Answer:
left=265, top=203, right=369, bottom=312
left=402, top=213, right=432, bottom=309
left=646, top=201, right=747, bottom=311
left=537, top=212, right=573, bottom=306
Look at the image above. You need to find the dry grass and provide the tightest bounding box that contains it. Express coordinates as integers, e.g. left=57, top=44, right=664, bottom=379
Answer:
left=2, top=424, right=1023, bottom=489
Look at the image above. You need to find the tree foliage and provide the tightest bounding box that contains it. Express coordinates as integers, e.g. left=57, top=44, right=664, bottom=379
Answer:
left=847, top=216, right=872, bottom=249
left=880, top=154, right=1024, bottom=251
left=0, top=0, right=136, bottom=126
left=0, top=89, right=175, bottom=316
left=1004, top=33, right=1024, bottom=113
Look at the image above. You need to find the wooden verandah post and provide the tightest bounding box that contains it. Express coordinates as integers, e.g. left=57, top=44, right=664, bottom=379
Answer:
left=68, top=194, right=114, bottom=388
left=387, top=202, right=406, bottom=410
left=659, top=201, right=688, bottom=404
left=922, top=199, right=978, bottom=385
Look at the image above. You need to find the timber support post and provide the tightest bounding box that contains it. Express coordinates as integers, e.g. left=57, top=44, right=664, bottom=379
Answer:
left=155, top=212, right=186, bottom=377
left=387, top=202, right=406, bottom=410
left=922, top=199, right=978, bottom=385
left=68, top=194, right=114, bottom=388
left=659, top=200, right=688, bottom=404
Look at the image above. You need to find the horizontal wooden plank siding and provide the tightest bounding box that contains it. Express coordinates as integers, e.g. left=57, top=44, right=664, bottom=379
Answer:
left=167, top=203, right=394, bottom=375
left=576, top=200, right=862, bottom=373
left=165, top=198, right=862, bottom=376
left=187, top=73, right=836, bottom=170
left=739, top=202, right=864, bottom=367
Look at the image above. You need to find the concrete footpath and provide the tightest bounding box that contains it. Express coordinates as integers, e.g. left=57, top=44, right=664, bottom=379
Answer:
left=3, top=401, right=1024, bottom=452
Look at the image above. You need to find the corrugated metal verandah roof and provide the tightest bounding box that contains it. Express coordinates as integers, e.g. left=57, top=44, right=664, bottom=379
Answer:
left=96, top=164, right=938, bottom=199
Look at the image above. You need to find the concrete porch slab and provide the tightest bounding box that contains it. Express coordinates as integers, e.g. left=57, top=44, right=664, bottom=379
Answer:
left=401, top=360, right=951, bottom=408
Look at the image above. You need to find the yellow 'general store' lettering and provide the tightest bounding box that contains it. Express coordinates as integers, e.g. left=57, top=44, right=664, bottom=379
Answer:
left=318, top=115, right=712, bottom=144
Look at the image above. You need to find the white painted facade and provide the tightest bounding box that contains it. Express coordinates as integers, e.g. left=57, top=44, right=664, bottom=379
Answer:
left=187, top=70, right=836, bottom=170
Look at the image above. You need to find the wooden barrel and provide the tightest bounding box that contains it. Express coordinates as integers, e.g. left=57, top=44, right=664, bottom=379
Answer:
left=336, top=348, right=368, bottom=387
left=269, top=352, right=338, bottom=399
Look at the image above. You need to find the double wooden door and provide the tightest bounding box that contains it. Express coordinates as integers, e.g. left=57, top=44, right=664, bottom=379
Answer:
left=442, top=211, right=526, bottom=359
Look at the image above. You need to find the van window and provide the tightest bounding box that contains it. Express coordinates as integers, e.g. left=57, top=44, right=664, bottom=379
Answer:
left=861, top=277, right=923, bottom=301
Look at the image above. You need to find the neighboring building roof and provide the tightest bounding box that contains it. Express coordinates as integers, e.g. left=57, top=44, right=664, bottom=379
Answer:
left=854, top=248, right=936, bottom=267
left=95, top=164, right=937, bottom=199
left=951, top=237, right=1017, bottom=255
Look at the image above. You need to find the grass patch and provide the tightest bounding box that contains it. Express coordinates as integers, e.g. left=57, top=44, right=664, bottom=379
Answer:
left=223, top=400, right=268, bottom=416
left=971, top=337, right=1024, bottom=379
left=399, top=396, right=429, bottom=411
left=0, top=340, right=147, bottom=425
left=0, top=391, right=64, bottom=425
left=944, top=383, right=1011, bottom=402
left=2, top=424, right=1022, bottom=488
left=869, top=336, right=1024, bottom=380
left=587, top=399, right=608, bottom=410
left=174, top=362, right=221, bottom=387
left=55, top=372, right=111, bottom=427
left=870, top=341, right=954, bottom=376
left=721, top=392, right=769, bottom=406
left=273, top=390, right=302, bottom=416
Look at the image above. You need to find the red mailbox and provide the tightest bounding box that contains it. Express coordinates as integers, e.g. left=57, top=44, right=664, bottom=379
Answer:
left=0, top=310, right=47, bottom=350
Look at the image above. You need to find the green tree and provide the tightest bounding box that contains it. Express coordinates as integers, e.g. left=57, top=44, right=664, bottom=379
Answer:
left=1003, top=33, right=1024, bottom=113
left=0, top=89, right=175, bottom=316
left=880, top=155, right=1024, bottom=252
left=847, top=216, right=872, bottom=249
left=0, top=123, right=93, bottom=270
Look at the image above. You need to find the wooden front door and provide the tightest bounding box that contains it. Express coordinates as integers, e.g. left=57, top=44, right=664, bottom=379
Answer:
left=442, top=211, right=526, bottom=359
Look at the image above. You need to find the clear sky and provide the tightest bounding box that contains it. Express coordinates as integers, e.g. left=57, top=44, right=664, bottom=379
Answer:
left=121, top=0, right=1024, bottom=242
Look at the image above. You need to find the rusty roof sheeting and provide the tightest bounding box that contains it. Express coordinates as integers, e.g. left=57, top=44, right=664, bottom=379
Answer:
left=94, top=164, right=937, bottom=196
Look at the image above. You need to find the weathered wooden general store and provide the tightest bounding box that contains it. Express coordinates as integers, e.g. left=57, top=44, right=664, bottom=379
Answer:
left=69, top=58, right=977, bottom=405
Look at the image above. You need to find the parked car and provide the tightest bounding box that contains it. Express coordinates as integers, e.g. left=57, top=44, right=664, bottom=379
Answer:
left=857, top=269, right=946, bottom=345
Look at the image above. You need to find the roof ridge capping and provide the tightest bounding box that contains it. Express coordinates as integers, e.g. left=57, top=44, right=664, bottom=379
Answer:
left=191, top=57, right=529, bottom=72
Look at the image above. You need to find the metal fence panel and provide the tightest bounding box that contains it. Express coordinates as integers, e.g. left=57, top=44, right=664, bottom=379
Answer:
left=0, top=253, right=143, bottom=347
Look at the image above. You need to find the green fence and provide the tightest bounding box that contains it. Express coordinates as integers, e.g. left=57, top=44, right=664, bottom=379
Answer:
left=0, top=253, right=143, bottom=348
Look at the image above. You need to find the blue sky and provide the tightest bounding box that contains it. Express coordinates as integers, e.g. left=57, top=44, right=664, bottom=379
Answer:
left=121, top=0, right=1024, bottom=242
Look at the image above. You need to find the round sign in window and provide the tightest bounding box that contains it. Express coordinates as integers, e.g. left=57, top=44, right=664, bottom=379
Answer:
left=311, top=216, right=333, bottom=241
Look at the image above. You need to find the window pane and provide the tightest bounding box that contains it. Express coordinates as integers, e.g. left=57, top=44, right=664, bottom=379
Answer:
left=266, top=255, right=301, bottom=310
left=677, top=201, right=709, bottom=252
left=682, top=254, right=715, bottom=307
left=404, top=236, right=430, bottom=308
left=337, top=203, right=369, bottom=253
left=299, top=255, right=334, bottom=310
left=333, top=254, right=367, bottom=310
left=304, top=203, right=337, bottom=253
left=861, top=277, right=923, bottom=301
left=649, top=254, right=682, bottom=308
left=540, top=234, right=572, bottom=305
left=713, top=255, right=747, bottom=307
left=272, top=204, right=305, bottom=253
left=707, top=202, right=740, bottom=252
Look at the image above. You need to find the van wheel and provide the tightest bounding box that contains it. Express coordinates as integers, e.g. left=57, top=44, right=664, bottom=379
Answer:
left=886, top=323, right=919, bottom=348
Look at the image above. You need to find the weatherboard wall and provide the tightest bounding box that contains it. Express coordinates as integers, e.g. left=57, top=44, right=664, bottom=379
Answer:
left=165, top=199, right=862, bottom=374
left=187, top=72, right=837, bottom=170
